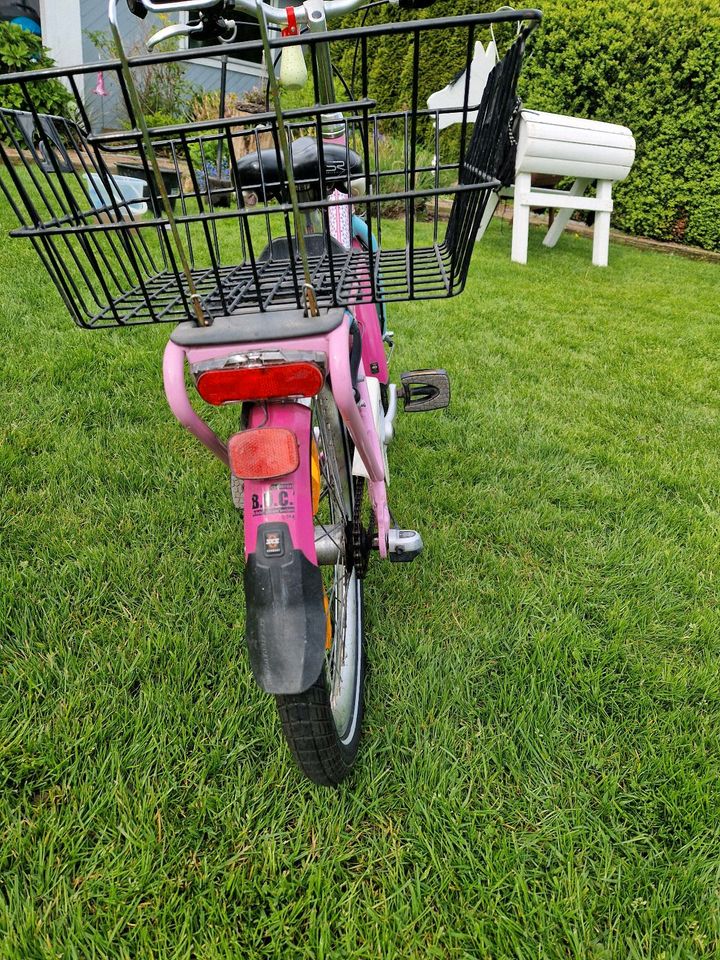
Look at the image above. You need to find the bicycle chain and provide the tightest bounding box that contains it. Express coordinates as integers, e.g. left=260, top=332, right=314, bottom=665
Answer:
left=351, top=476, right=375, bottom=579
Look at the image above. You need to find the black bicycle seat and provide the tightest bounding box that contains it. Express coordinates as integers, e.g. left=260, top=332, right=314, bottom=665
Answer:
left=235, top=136, right=362, bottom=201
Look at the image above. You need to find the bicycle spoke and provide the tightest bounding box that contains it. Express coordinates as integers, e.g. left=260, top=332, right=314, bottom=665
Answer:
left=315, top=520, right=344, bottom=554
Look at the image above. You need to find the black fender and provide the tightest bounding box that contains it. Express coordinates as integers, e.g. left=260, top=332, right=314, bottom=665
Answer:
left=244, top=523, right=327, bottom=695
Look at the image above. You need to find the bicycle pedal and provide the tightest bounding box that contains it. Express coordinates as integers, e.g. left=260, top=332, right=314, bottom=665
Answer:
left=387, top=528, right=423, bottom=563
left=399, top=369, right=450, bottom=412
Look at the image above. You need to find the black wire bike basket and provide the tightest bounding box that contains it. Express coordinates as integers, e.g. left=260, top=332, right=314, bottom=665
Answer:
left=0, top=10, right=540, bottom=329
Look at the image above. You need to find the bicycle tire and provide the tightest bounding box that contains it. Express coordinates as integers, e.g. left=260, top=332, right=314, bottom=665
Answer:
left=275, top=389, right=365, bottom=786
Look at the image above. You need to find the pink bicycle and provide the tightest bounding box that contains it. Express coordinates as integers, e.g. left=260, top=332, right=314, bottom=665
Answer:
left=0, top=0, right=539, bottom=784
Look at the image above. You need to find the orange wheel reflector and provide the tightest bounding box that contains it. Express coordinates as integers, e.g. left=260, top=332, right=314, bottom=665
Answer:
left=323, top=590, right=332, bottom=650
left=228, top=428, right=299, bottom=480
left=196, top=362, right=324, bottom=406
left=311, top=439, right=321, bottom=515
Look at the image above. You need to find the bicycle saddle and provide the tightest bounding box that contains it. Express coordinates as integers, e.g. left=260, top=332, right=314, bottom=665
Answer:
left=235, top=136, right=363, bottom=201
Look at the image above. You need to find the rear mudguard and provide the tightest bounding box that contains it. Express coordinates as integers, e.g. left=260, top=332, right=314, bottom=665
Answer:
left=242, top=401, right=326, bottom=695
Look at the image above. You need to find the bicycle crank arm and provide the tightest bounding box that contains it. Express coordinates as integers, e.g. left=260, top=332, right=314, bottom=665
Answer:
left=383, top=382, right=399, bottom=444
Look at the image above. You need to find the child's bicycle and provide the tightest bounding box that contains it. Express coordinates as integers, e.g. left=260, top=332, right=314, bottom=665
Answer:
left=0, top=0, right=539, bottom=785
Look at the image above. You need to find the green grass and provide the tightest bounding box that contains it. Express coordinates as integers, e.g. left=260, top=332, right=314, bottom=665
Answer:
left=1, top=210, right=720, bottom=959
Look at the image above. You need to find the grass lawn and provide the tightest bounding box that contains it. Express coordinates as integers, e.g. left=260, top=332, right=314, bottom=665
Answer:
left=1, top=210, right=720, bottom=958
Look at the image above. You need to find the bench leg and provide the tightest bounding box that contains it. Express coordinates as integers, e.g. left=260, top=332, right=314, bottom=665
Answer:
left=542, top=178, right=592, bottom=248
left=511, top=173, right=531, bottom=264
left=592, top=180, right=613, bottom=267
left=476, top=191, right=500, bottom=242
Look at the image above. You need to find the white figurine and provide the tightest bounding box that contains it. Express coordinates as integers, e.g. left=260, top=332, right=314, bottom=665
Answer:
left=427, top=40, right=497, bottom=130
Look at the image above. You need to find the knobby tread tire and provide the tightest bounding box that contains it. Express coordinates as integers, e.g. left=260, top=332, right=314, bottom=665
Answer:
left=275, top=644, right=365, bottom=787
left=272, top=392, right=365, bottom=786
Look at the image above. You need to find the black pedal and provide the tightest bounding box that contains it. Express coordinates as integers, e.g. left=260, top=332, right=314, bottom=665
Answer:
left=399, top=369, right=450, bottom=412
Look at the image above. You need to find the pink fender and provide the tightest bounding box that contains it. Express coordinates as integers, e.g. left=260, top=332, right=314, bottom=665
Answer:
left=240, top=400, right=327, bottom=695
left=242, top=402, right=316, bottom=564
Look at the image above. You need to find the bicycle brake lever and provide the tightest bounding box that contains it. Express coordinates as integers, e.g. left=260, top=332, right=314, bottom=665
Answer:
left=146, top=21, right=203, bottom=50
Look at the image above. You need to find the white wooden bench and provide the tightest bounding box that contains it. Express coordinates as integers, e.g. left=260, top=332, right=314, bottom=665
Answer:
left=479, top=110, right=636, bottom=266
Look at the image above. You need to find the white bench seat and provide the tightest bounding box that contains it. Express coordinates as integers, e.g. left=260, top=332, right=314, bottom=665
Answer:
left=479, top=109, right=636, bottom=266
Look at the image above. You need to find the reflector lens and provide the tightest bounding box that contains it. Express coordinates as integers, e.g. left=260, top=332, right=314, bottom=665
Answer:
left=323, top=589, right=332, bottom=650
left=196, top=362, right=324, bottom=405
left=228, top=428, right=300, bottom=480
left=311, top=439, right=321, bottom=515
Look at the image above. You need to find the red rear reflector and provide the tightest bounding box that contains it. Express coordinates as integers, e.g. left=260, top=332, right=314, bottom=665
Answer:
left=196, top=362, right=324, bottom=405
left=228, top=428, right=299, bottom=480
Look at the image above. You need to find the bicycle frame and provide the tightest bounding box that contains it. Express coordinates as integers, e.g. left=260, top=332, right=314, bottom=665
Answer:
left=162, top=322, right=391, bottom=562
left=163, top=305, right=389, bottom=696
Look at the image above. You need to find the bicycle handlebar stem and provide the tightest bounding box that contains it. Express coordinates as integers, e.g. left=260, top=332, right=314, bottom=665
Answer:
left=304, top=0, right=337, bottom=113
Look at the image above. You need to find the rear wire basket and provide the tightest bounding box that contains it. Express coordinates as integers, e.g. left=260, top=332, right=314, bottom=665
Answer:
left=0, top=10, right=539, bottom=329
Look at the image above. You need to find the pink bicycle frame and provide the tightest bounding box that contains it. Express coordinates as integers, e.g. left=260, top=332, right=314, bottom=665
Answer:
left=162, top=321, right=391, bottom=560
left=160, top=115, right=391, bottom=694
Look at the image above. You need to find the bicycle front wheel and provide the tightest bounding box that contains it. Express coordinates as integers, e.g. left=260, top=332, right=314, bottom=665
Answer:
left=275, top=388, right=365, bottom=786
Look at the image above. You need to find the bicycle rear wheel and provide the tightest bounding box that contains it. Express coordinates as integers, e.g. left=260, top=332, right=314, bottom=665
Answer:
left=275, top=388, right=365, bottom=786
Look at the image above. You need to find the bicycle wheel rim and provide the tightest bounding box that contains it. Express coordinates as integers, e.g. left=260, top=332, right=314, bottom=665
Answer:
left=312, top=387, right=362, bottom=743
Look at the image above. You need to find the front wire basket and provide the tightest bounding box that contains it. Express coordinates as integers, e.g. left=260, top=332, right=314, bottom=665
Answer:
left=0, top=10, right=540, bottom=329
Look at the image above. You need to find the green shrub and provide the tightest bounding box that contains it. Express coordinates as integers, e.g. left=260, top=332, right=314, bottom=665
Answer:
left=0, top=22, right=73, bottom=118
left=339, top=0, right=720, bottom=250
left=338, top=2, right=499, bottom=128
left=86, top=27, right=197, bottom=126
left=520, top=0, right=720, bottom=250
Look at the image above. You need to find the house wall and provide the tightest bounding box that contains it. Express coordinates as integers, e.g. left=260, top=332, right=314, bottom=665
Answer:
left=81, top=0, right=154, bottom=64
left=193, top=58, right=263, bottom=95
left=38, top=0, right=84, bottom=70
left=80, top=0, right=163, bottom=128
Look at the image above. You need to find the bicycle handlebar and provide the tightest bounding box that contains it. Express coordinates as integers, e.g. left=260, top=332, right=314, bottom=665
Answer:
left=132, top=0, right=372, bottom=28
left=121, top=0, right=494, bottom=55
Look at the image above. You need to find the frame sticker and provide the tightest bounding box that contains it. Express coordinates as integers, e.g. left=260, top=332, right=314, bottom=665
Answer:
left=250, top=482, right=296, bottom=519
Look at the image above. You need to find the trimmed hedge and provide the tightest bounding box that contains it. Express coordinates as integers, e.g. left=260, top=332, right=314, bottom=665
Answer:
left=340, top=3, right=494, bottom=114
left=344, top=0, right=720, bottom=250
left=520, top=0, right=720, bottom=251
